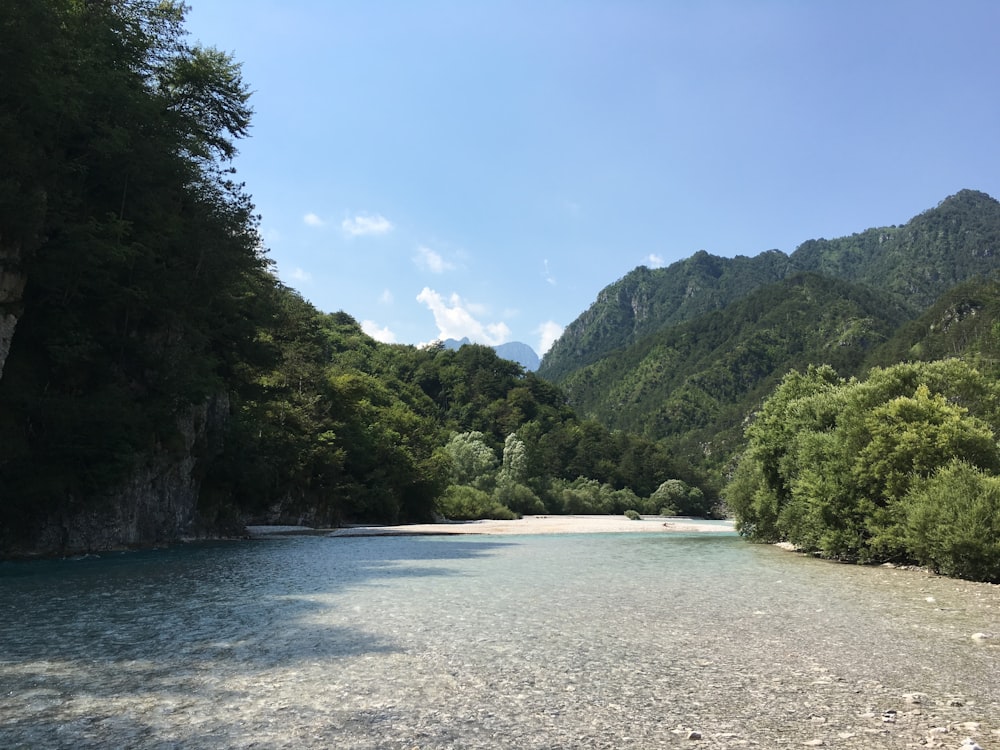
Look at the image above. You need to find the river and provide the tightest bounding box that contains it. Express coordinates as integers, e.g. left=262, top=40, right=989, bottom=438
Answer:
left=1, top=531, right=997, bottom=748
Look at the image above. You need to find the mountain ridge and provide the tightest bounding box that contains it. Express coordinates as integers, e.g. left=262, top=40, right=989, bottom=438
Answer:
left=536, top=189, right=1000, bottom=492
left=539, top=189, right=1000, bottom=381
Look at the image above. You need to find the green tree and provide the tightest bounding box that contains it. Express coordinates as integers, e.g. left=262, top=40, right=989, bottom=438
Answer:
left=726, top=359, right=1000, bottom=569
left=443, top=431, right=498, bottom=491
left=498, top=432, right=529, bottom=486
left=0, top=0, right=270, bottom=538
left=648, top=479, right=708, bottom=516
left=902, top=461, right=1000, bottom=583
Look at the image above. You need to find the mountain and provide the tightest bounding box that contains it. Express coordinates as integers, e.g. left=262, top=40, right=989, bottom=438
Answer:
left=537, top=190, right=1000, bottom=488
left=559, top=273, right=913, bottom=468
left=440, top=337, right=540, bottom=371
left=539, top=189, right=1000, bottom=381
left=791, top=189, right=1000, bottom=306
left=866, top=277, right=1000, bottom=369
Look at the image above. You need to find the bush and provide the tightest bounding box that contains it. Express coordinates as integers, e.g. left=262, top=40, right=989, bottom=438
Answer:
left=902, top=460, right=1000, bottom=583
left=609, top=487, right=641, bottom=514
left=437, top=484, right=518, bottom=521
left=649, top=479, right=710, bottom=517
left=555, top=477, right=614, bottom=514
left=624, top=509, right=641, bottom=520
left=493, top=481, right=545, bottom=515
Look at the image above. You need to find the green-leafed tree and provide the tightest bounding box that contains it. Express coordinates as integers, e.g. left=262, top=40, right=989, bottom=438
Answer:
left=902, top=461, right=1000, bottom=583
left=0, top=0, right=272, bottom=542
left=725, top=359, right=1000, bottom=575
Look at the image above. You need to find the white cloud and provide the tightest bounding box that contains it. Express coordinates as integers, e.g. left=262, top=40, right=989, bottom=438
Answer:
left=379, top=288, right=394, bottom=305
left=303, top=212, right=325, bottom=227
left=542, top=259, right=556, bottom=286
left=414, top=245, right=455, bottom=274
left=646, top=253, right=665, bottom=268
left=536, top=320, right=564, bottom=355
left=288, top=267, right=312, bottom=283
left=361, top=319, right=397, bottom=343
left=342, top=213, right=393, bottom=236
left=416, top=287, right=511, bottom=345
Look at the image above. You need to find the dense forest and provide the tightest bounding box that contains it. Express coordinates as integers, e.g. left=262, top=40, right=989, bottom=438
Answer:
left=0, top=0, right=703, bottom=557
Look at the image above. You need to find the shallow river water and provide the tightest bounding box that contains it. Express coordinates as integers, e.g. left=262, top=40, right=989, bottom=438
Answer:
left=1, top=530, right=998, bottom=749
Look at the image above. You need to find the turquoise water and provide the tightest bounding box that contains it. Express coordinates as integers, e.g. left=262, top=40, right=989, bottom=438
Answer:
left=1, top=532, right=997, bottom=748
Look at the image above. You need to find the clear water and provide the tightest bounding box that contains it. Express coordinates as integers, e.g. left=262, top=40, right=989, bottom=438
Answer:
left=1, top=531, right=997, bottom=748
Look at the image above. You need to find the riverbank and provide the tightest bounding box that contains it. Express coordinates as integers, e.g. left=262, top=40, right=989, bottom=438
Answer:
left=246, top=514, right=734, bottom=538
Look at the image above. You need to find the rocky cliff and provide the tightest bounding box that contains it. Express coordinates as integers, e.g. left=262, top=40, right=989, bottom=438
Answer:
left=5, top=393, right=230, bottom=557
left=0, top=246, right=25, bottom=380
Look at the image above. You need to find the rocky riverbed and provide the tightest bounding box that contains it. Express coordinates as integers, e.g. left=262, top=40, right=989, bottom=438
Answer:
left=0, top=530, right=997, bottom=748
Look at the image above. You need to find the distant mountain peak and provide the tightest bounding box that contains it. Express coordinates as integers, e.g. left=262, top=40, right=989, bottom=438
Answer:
left=439, top=338, right=540, bottom=371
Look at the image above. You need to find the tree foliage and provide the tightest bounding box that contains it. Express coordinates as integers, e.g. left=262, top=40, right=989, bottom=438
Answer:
left=725, top=359, right=1000, bottom=579
left=902, top=461, right=1000, bottom=583
left=0, top=0, right=271, bottom=534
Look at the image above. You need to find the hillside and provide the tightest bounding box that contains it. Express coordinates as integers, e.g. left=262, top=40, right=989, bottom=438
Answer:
left=538, top=250, right=792, bottom=381
left=559, top=273, right=913, bottom=473
left=538, top=190, right=1000, bottom=492
left=791, top=189, right=1000, bottom=306
left=866, top=277, right=1000, bottom=369
left=539, top=190, right=1000, bottom=381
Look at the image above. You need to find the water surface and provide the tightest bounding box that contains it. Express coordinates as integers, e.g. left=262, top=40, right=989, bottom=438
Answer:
left=1, top=532, right=997, bottom=748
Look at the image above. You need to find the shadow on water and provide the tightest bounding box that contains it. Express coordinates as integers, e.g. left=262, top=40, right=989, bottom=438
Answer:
left=0, top=535, right=515, bottom=749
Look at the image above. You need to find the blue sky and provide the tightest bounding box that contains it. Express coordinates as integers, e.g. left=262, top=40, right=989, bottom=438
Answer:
left=184, top=1, right=1000, bottom=357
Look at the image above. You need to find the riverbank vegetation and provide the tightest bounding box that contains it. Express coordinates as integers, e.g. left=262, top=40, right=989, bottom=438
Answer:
left=725, top=359, right=1000, bottom=582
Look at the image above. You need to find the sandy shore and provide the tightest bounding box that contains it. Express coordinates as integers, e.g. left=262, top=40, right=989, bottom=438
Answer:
left=246, top=515, right=734, bottom=538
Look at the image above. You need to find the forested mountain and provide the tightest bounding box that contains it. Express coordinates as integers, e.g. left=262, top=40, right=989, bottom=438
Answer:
left=539, top=190, right=1000, bottom=381
left=538, top=250, right=792, bottom=381
left=792, top=190, right=1000, bottom=307
left=558, top=274, right=913, bottom=481
left=538, top=191, right=1000, bottom=482
left=0, top=1, right=705, bottom=557
left=866, top=277, right=1000, bottom=369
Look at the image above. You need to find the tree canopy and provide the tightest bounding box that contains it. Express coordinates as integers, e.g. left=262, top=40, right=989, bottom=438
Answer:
left=725, top=360, right=1000, bottom=580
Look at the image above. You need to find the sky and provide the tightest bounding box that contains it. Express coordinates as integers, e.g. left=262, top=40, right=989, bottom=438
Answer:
left=183, top=1, right=1000, bottom=357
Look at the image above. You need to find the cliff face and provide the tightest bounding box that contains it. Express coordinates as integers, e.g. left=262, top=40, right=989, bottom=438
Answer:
left=6, top=393, right=229, bottom=558
left=0, top=246, right=26, bottom=380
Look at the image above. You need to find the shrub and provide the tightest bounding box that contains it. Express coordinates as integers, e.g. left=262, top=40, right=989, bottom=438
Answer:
left=437, top=484, right=517, bottom=521
left=649, top=479, right=710, bottom=517
left=556, top=477, right=614, bottom=514
left=493, top=481, right=544, bottom=515
left=902, top=460, right=1000, bottom=583
left=624, top=509, right=641, bottom=520
left=609, top=486, right=641, bottom=514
